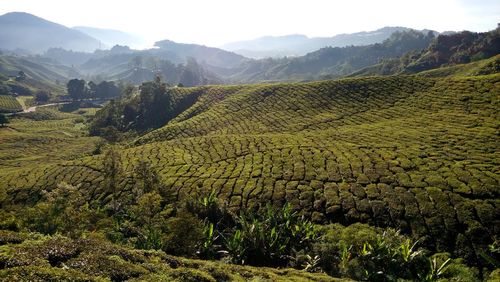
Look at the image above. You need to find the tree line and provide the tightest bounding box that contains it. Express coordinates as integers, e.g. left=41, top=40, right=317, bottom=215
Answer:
left=89, top=76, right=172, bottom=140
left=67, top=79, right=121, bottom=100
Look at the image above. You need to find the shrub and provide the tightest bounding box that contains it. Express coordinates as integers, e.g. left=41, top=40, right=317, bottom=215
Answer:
left=225, top=203, right=318, bottom=267
left=163, top=212, right=204, bottom=257
left=34, top=90, right=51, bottom=103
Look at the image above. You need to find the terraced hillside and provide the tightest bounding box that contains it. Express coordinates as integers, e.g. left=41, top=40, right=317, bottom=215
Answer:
left=0, top=106, right=100, bottom=174
left=0, top=95, right=22, bottom=113
left=1, top=74, right=499, bottom=264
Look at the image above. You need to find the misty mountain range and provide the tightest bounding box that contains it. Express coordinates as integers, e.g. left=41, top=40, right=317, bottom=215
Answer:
left=220, top=27, right=439, bottom=58
left=0, top=12, right=434, bottom=58
left=1, top=11, right=496, bottom=88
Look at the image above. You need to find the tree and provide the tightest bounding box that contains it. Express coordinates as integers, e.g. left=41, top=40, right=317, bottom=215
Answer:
left=87, top=81, right=97, bottom=99
left=179, top=58, right=203, bottom=87
left=102, top=148, right=123, bottom=214
left=15, top=71, right=26, bottom=81
left=34, top=90, right=50, bottom=103
left=0, top=114, right=9, bottom=127
left=137, top=75, right=172, bottom=130
left=96, top=81, right=120, bottom=98
left=67, top=79, right=86, bottom=100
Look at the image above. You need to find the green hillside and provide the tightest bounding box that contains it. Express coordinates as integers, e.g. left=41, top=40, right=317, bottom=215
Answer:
left=1, top=73, right=498, bottom=272
left=0, top=95, right=22, bottom=112
left=219, top=30, right=435, bottom=83
left=351, top=28, right=500, bottom=78
left=0, top=55, right=76, bottom=95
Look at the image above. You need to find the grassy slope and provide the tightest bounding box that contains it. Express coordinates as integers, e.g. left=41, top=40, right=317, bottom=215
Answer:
left=0, top=106, right=101, bottom=174
left=0, top=56, right=71, bottom=95
left=1, top=74, right=499, bottom=261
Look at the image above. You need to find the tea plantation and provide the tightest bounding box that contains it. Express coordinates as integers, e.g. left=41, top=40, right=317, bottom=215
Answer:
left=0, top=73, right=498, bottom=280
left=0, top=95, right=22, bottom=113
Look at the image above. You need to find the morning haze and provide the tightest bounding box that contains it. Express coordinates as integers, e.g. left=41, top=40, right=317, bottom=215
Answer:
left=0, top=0, right=498, bottom=47
left=0, top=0, right=498, bottom=281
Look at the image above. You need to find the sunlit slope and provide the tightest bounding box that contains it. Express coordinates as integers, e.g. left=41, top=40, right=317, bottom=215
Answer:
left=137, top=76, right=436, bottom=143
left=1, top=74, right=499, bottom=259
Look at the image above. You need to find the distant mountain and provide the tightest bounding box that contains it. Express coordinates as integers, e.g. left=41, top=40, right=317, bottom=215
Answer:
left=154, top=39, right=249, bottom=68
left=217, top=30, right=436, bottom=83
left=220, top=27, right=433, bottom=58
left=0, top=12, right=102, bottom=53
left=73, top=26, right=145, bottom=49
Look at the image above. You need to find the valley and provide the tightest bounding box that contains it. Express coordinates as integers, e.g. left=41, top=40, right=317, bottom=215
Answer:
left=0, top=7, right=498, bottom=282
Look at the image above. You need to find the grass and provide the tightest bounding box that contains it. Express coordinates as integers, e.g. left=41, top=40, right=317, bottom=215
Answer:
left=0, top=74, right=499, bottom=267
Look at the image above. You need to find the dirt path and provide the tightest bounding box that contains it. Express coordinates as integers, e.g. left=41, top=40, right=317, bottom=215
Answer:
left=23, top=102, right=71, bottom=113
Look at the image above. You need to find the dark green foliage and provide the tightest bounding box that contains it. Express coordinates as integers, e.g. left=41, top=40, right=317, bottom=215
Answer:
left=90, top=76, right=173, bottom=135
left=163, top=212, right=204, bottom=257
left=15, top=71, right=27, bottom=82
left=136, top=76, right=172, bottom=130
left=0, top=113, right=8, bottom=126
left=313, top=224, right=480, bottom=281
left=67, top=78, right=87, bottom=100
left=354, top=27, right=500, bottom=76
left=102, top=148, right=123, bottom=214
left=19, top=183, right=93, bottom=237
left=224, top=203, right=318, bottom=267
left=34, top=89, right=50, bottom=103
left=88, top=80, right=120, bottom=99
left=0, top=82, right=10, bottom=95
left=67, top=78, right=120, bottom=101
left=5, top=81, right=32, bottom=96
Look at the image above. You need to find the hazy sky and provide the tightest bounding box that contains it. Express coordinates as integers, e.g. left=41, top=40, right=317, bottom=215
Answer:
left=0, top=0, right=498, bottom=47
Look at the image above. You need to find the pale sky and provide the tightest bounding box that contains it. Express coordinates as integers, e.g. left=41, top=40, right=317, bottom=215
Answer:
left=0, top=0, right=498, bottom=47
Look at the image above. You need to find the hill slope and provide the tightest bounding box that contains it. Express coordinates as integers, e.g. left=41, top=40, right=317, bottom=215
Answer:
left=155, top=39, right=249, bottom=68
left=351, top=28, right=500, bottom=77
left=0, top=12, right=102, bottom=53
left=2, top=74, right=498, bottom=266
left=219, top=30, right=435, bottom=83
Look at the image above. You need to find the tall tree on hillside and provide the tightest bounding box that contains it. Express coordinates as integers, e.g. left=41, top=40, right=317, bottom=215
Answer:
left=137, top=75, right=172, bottom=130
left=103, top=147, right=123, bottom=214
left=67, top=79, right=87, bottom=100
